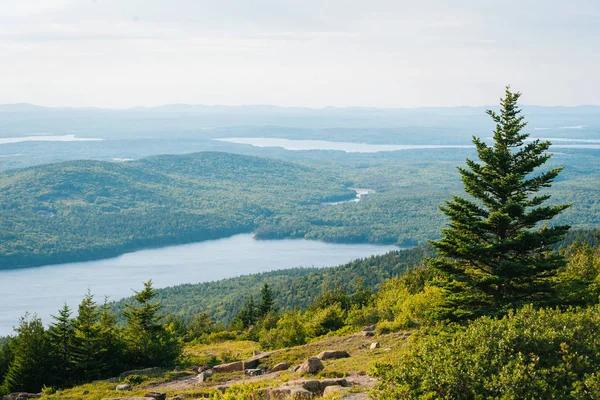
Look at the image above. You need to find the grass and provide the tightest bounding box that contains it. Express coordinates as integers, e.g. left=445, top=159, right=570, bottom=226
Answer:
left=40, top=331, right=413, bottom=399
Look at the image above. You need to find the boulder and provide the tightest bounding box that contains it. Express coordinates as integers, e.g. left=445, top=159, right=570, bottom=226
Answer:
left=197, top=364, right=211, bottom=373
left=116, top=384, right=132, bottom=391
left=212, top=360, right=244, bottom=373
left=286, top=378, right=348, bottom=394
left=245, top=368, right=264, bottom=376
left=363, top=325, right=376, bottom=332
left=370, top=342, right=380, bottom=349
left=3, top=394, right=41, bottom=400
left=269, top=362, right=290, bottom=373
left=243, top=351, right=273, bottom=369
left=261, top=386, right=312, bottom=399
left=316, top=350, right=350, bottom=360
left=198, top=370, right=214, bottom=383
left=360, top=331, right=375, bottom=337
left=298, top=358, right=324, bottom=374
left=323, top=386, right=350, bottom=396
left=143, top=393, right=166, bottom=400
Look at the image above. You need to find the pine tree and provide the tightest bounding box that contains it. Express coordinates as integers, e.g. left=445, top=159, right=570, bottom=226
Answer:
left=430, top=87, right=571, bottom=320
left=2, top=314, right=49, bottom=393
left=258, top=283, right=275, bottom=318
left=73, top=291, right=102, bottom=381
left=123, top=280, right=181, bottom=367
left=47, top=303, right=75, bottom=387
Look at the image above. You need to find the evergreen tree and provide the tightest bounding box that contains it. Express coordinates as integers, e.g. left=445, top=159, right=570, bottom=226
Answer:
left=0, top=337, right=14, bottom=396
left=123, top=280, right=181, bottom=367
left=2, top=314, right=49, bottom=393
left=258, top=283, right=275, bottom=318
left=73, top=291, right=102, bottom=381
left=96, top=298, right=125, bottom=377
left=47, top=303, right=75, bottom=387
left=430, top=87, right=571, bottom=320
left=242, top=295, right=257, bottom=328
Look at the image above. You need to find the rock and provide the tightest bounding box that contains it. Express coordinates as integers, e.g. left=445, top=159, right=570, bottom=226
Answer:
left=323, top=385, right=350, bottom=396
left=342, top=393, right=369, bottom=399
left=119, top=367, right=161, bottom=378
left=370, top=342, right=380, bottom=349
left=4, top=394, right=42, bottom=400
left=83, top=390, right=90, bottom=395
left=173, top=366, right=182, bottom=372
left=286, top=378, right=348, bottom=394
left=316, top=350, right=350, bottom=360
left=243, top=351, right=273, bottom=369
left=298, top=358, right=324, bottom=374
left=269, top=362, right=290, bottom=373
left=253, top=350, right=262, bottom=356
left=384, top=347, right=392, bottom=351
left=198, top=370, right=214, bottom=383
left=291, top=364, right=301, bottom=373
left=262, top=386, right=312, bottom=399
left=360, top=330, right=375, bottom=337
left=144, top=393, right=166, bottom=400
left=116, top=384, right=132, bottom=391
left=212, top=360, right=244, bottom=373
left=197, top=364, right=210, bottom=373
left=188, top=365, right=199, bottom=373
left=363, top=324, right=376, bottom=332
left=245, top=368, right=264, bottom=376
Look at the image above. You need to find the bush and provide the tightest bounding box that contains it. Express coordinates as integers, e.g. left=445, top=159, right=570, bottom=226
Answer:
left=373, top=305, right=600, bottom=399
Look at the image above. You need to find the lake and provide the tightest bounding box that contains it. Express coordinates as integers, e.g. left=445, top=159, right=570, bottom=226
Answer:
left=0, top=134, right=103, bottom=145
left=214, top=138, right=473, bottom=153
left=0, top=234, right=399, bottom=336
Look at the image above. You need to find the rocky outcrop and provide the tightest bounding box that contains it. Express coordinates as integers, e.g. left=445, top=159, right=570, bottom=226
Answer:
left=2, top=393, right=41, bottom=400
left=259, top=386, right=312, bottom=399
left=242, top=351, right=273, bottom=369
left=286, top=378, right=348, bottom=394
left=143, top=392, right=166, bottom=400
left=245, top=368, right=264, bottom=376
left=370, top=342, right=380, bottom=349
left=316, top=350, right=350, bottom=360
left=269, top=362, right=290, bottom=373
left=212, top=360, right=244, bottom=373
left=115, top=384, right=132, bottom=391
left=298, top=358, right=324, bottom=374
left=198, top=370, right=214, bottom=382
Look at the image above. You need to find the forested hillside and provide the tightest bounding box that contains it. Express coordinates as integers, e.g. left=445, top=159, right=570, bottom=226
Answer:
left=0, top=152, right=353, bottom=268
left=111, top=245, right=434, bottom=324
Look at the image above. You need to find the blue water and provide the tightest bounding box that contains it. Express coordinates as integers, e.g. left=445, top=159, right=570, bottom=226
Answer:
left=0, top=234, right=398, bottom=336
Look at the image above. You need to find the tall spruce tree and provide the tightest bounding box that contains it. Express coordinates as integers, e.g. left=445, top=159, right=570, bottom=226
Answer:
left=258, top=283, right=275, bottom=318
left=430, top=87, right=571, bottom=320
left=47, top=303, right=76, bottom=387
left=123, top=280, right=181, bottom=367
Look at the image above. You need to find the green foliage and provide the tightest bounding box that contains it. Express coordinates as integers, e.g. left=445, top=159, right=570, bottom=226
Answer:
left=374, top=305, right=600, bottom=399
left=430, top=88, right=571, bottom=320
left=47, top=303, right=76, bottom=387
left=112, top=245, right=432, bottom=325
left=1, top=314, right=49, bottom=393
left=123, top=280, right=182, bottom=367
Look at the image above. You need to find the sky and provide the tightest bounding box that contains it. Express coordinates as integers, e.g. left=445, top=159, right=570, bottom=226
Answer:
left=0, top=0, right=599, bottom=108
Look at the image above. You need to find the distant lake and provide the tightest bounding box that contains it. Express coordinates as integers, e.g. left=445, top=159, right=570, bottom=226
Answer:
left=216, top=137, right=600, bottom=152
left=214, top=138, right=473, bottom=153
left=0, top=234, right=399, bottom=336
left=0, top=134, right=103, bottom=145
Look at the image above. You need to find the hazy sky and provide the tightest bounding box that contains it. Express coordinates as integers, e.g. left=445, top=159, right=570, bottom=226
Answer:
left=1, top=0, right=599, bottom=108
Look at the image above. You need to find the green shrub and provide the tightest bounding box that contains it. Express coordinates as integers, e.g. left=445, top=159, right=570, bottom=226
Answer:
left=373, top=305, right=600, bottom=399
left=123, top=374, right=146, bottom=385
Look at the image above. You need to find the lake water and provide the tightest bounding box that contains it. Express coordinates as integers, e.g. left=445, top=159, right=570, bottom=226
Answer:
left=0, top=234, right=398, bottom=336
left=214, top=138, right=473, bottom=153
left=0, top=134, right=103, bottom=145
